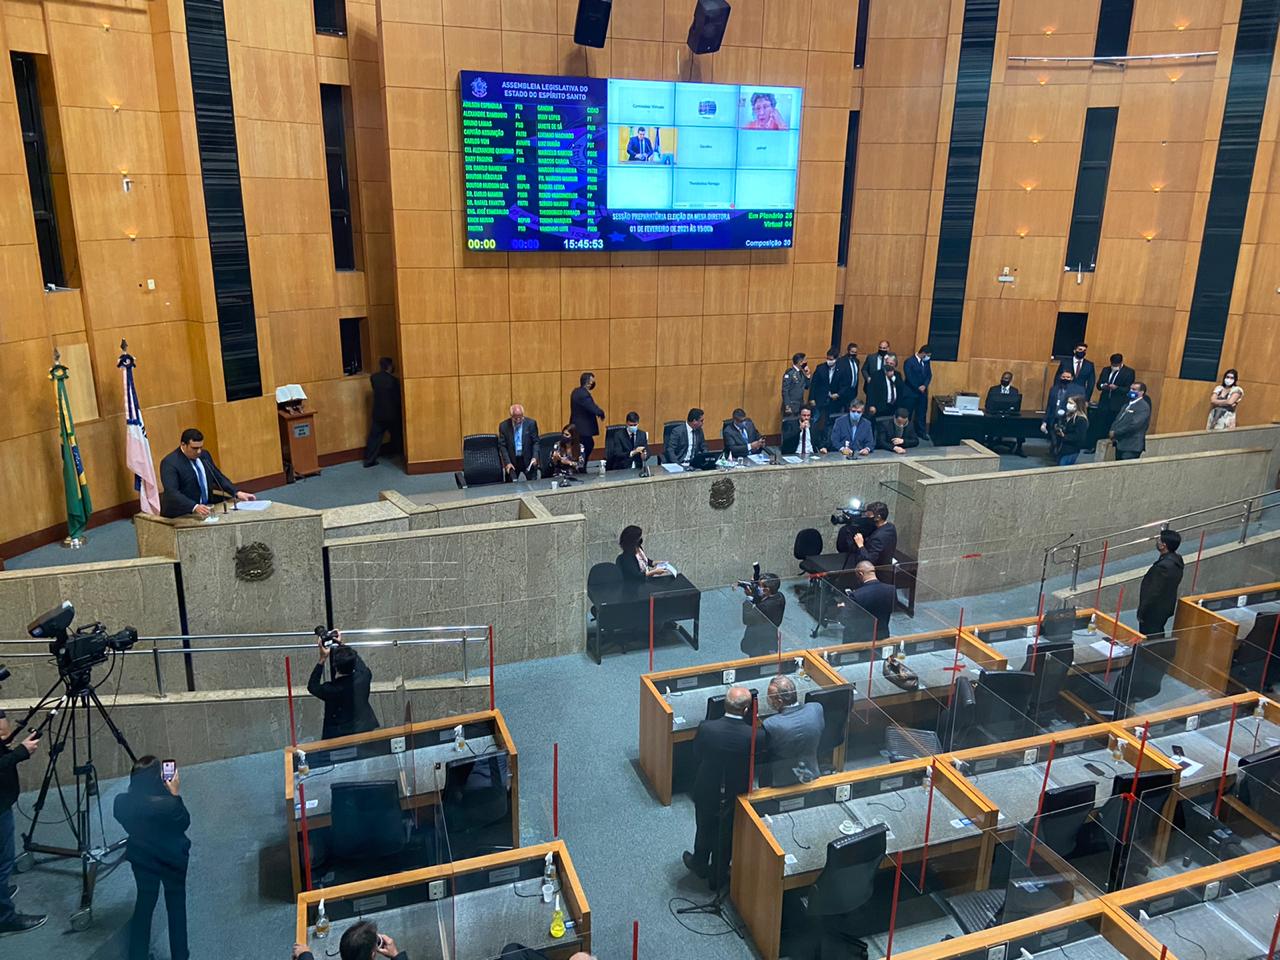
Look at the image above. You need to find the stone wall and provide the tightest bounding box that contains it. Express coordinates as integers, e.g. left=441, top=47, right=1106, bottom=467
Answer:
left=1097, top=423, right=1280, bottom=484
left=322, top=500, right=411, bottom=540
left=914, top=448, right=1274, bottom=597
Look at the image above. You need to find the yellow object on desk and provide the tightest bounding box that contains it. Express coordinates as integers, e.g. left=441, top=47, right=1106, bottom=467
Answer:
left=549, top=896, right=566, bottom=938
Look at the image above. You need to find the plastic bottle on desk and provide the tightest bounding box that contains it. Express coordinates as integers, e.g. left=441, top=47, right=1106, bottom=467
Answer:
left=1087, top=613, right=1097, bottom=634
left=314, top=900, right=330, bottom=939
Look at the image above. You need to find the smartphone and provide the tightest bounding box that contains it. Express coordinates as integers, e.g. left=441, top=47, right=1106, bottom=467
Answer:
left=1083, top=762, right=1107, bottom=777
left=161, top=759, right=177, bottom=782
left=1171, top=744, right=1185, bottom=758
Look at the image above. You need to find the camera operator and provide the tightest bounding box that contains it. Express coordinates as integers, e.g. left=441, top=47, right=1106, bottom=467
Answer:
left=739, top=570, right=786, bottom=657
left=294, top=921, right=407, bottom=960
left=837, top=500, right=897, bottom=569
left=0, top=709, right=44, bottom=935
left=308, top=631, right=379, bottom=741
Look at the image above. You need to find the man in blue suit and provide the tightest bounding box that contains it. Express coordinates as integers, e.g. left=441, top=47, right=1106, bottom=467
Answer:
left=1055, top=343, right=1096, bottom=399
left=828, top=400, right=874, bottom=457
left=902, top=344, right=933, bottom=441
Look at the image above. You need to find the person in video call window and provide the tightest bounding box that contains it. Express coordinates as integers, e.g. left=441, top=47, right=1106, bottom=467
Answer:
left=745, top=92, right=787, bottom=130
left=626, top=126, right=655, bottom=161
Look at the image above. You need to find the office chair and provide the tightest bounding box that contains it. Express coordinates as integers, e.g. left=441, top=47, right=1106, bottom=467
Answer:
left=453, top=434, right=504, bottom=488
left=1020, top=641, right=1074, bottom=724
left=798, top=823, right=888, bottom=959
left=534, top=433, right=561, bottom=477
left=972, top=670, right=1036, bottom=743
left=330, top=781, right=407, bottom=862
left=442, top=756, right=512, bottom=859
left=793, top=528, right=824, bottom=604
left=1067, top=636, right=1177, bottom=720
left=1237, top=745, right=1280, bottom=825
left=1084, top=770, right=1176, bottom=891
left=658, top=420, right=683, bottom=463
left=706, top=692, right=757, bottom=725
left=884, top=676, right=976, bottom=761
left=1229, top=612, right=1280, bottom=693
left=805, top=686, right=854, bottom=774
left=1039, top=605, right=1078, bottom=642
left=1178, top=798, right=1246, bottom=867
left=940, top=872, right=1075, bottom=934
left=587, top=562, right=625, bottom=660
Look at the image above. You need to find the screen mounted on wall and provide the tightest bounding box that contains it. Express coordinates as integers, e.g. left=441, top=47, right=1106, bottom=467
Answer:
left=459, top=71, right=803, bottom=252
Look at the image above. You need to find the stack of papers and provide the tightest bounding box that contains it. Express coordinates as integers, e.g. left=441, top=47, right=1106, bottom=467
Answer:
left=748, top=453, right=772, bottom=464
left=237, top=499, right=272, bottom=512
left=660, top=463, right=684, bottom=473
left=942, top=406, right=986, bottom=416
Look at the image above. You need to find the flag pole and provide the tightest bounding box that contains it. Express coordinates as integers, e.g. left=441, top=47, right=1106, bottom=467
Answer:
left=50, top=347, right=92, bottom=547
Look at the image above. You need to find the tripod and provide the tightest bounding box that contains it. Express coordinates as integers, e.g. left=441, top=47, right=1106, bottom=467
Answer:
left=675, top=799, right=744, bottom=938
left=7, top=670, right=136, bottom=930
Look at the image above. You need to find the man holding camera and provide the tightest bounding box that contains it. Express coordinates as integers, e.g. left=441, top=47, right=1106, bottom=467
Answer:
left=0, top=710, right=44, bottom=935
left=739, top=571, right=786, bottom=656
left=835, top=501, right=897, bottom=569
left=308, top=632, right=379, bottom=741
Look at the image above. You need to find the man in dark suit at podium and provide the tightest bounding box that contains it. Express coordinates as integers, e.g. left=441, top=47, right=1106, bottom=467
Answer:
left=159, top=429, right=254, bottom=518
left=364, top=357, right=402, bottom=468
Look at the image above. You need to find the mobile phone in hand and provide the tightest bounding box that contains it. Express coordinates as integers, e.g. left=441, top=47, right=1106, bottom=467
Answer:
left=1171, top=744, right=1185, bottom=758
left=162, top=759, right=177, bottom=782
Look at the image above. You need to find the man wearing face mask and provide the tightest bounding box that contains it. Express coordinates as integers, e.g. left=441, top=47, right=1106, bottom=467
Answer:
left=1109, top=382, right=1150, bottom=461
left=862, top=339, right=892, bottom=383
left=1042, top=371, right=1086, bottom=458
left=902, top=344, right=933, bottom=441
left=807, top=348, right=841, bottom=437
left=864, top=353, right=904, bottom=420
left=1056, top=343, right=1096, bottom=399
left=1054, top=397, right=1089, bottom=466
left=605, top=411, right=649, bottom=471
left=984, top=371, right=1023, bottom=451
left=831, top=342, right=861, bottom=411
left=828, top=400, right=874, bottom=458
left=1094, top=353, right=1134, bottom=435
left=781, top=353, right=810, bottom=418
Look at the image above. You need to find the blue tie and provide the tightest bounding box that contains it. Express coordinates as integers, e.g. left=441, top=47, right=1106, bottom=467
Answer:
left=194, top=458, right=209, bottom=504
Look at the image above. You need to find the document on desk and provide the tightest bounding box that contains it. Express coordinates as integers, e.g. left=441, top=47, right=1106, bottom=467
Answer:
left=235, top=499, right=272, bottom=512
left=654, top=562, right=679, bottom=577
left=748, top=453, right=772, bottom=464
left=661, top=463, right=684, bottom=473
left=781, top=455, right=803, bottom=464
left=1090, top=639, right=1130, bottom=657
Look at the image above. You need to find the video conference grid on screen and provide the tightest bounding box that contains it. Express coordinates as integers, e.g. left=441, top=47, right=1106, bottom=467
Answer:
left=459, top=71, right=803, bottom=252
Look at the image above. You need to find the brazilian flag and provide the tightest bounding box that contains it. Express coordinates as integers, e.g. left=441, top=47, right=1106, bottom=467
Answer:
left=50, top=361, right=92, bottom=539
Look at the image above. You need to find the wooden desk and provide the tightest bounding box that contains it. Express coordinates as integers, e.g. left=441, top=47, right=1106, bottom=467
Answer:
left=284, top=709, right=519, bottom=894
left=638, top=650, right=846, bottom=805
left=731, top=758, right=995, bottom=960
left=884, top=900, right=1166, bottom=960
left=1171, top=581, right=1280, bottom=695
left=295, top=841, right=590, bottom=960
left=970, top=608, right=1143, bottom=676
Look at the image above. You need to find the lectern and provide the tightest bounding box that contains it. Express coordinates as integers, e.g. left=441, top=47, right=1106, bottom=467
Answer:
left=276, top=384, right=320, bottom=479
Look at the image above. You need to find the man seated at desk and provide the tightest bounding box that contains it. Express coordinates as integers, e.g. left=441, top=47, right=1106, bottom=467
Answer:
left=722, top=408, right=768, bottom=459
left=159, top=428, right=256, bottom=518
left=984, top=371, right=1022, bottom=447
left=295, top=922, right=405, bottom=960
left=605, top=411, right=648, bottom=471
left=665, top=408, right=707, bottom=467
left=307, top=632, right=379, bottom=740
left=875, top=408, right=920, bottom=455
left=781, top=407, right=826, bottom=457
left=740, top=572, right=785, bottom=656
left=828, top=400, right=873, bottom=458
left=683, top=686, right=760, bottom=887
left=761, top=675, right=824, bottom=785
left=843, top=561, right=893, bottom=642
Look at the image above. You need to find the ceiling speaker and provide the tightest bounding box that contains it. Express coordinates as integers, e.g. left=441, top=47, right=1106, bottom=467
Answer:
left=687, top=0, right=731, bottom=54
left=574, top=0, right=612, bottom=48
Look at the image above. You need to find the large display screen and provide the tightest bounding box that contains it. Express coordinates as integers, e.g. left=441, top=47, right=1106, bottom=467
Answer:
left=459, top=71, right=803, bottom=252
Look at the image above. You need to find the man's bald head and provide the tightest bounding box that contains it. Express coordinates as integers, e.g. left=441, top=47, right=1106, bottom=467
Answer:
left=854, top=560, right=877, bottom=583
left=767, top=674, right=798, bottom=709
left=725, top=685, right=753, bottom=716
left=510, top=404, right=525, bottom=419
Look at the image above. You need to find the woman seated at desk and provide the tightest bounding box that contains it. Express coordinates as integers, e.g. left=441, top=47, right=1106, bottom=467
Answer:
left=617, top=525, right=671, bottom=580
left=551, top=424, right=585, bottom=477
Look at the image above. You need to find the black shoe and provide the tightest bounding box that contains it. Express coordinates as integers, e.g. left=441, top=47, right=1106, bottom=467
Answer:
left=363, top=460, right=377, bottom=468
left=682, top=851, right=708, bottom=879
left=0, top=914, right=47, bottom=935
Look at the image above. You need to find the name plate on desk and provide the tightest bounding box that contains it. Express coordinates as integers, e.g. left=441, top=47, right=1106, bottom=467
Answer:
left=1060, top=740, right=1084, bottom=756
left=778, top=796, right=805, bottom=813
left=327, top=746, right=359, bottom=763
left=488, top=866, right=522, bottom=885
left=973, top=758, right=998, bottom=774
left=352, top=894, right=388, bottom=913
left=293, top=423, right=312, bottom=438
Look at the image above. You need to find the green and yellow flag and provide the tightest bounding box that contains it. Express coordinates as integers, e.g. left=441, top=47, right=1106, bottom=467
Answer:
left=50, top=361, right=92, bottom=539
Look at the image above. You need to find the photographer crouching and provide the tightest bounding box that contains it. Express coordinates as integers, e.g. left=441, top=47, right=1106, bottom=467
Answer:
left=738, top=566, right=786, bottom=657
left=0, top=688, right=45, bottom=936
left=308, top=629, right=379, bottom=741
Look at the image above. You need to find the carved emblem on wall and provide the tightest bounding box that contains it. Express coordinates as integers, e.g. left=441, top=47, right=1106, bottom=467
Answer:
left=235, top=541, right=275, bottom=582
left=709, top=478, right=735, bottom=510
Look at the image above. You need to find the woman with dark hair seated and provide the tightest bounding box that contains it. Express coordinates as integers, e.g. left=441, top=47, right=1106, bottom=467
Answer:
left=550, top=424, right=585, bottom=477
left=616, top=525, right=669, bottom=581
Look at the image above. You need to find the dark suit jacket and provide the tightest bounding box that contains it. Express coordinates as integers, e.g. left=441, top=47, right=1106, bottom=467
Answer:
left=497, top=417, right=540, bottom=469
left=605, top=427, right=649, bottom=470
left=741, top=591, right=786, bottom=655
left=0, top=741, right=31, bottom=812
left=370, top=370, right=401, bottom=422
left=1110, top=399, right=1150, bottom=454
left=845, top=579, right=894, bottom=641
left=1137, top=552, right=1184, bottom=628
left=862, top=351, right=892, bottom=383
left=626, top=135, right=654, bottom=160
left=616, top=550, right=647, bottom=582
left=1095, top=365, right=1135, bottom=410
left=855, top=521, right=898, bottom=567
left=692, top=714, right=758, bottom=808
left=903, top=355, right=932, bottom=393
left=809, top=361, right=840, bottom=413
left=665, top=423, right=707, bottom=464
left=570, top=386, right=604, bottom=437
left=1056, top=357, right=1097, bottom=398
left=830, top=355, right=861, bottom=406
left=721, top=419, right=763, bottom=458
left=159, top=447, right=238, bottom=518
left=308, top=653, right=379, bottom=741
left=874, top=419, right=919, bottom=451
left=985, top=384, right=1022, bottom=407
left=865, top=371, right=905, bottom=418
left=1056, top=414, right=1089, bottom=456
left=780, top=419, right=824, bottom=456
left=1044, top=383, right=1087, bottom=427
left=113, top=785, right=191, bottom=880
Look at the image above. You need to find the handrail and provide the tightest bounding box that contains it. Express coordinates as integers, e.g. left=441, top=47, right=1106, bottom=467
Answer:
left=1052, top=489, right=1280, bottom=589
left=1008, top=51, right=1217, bottom=65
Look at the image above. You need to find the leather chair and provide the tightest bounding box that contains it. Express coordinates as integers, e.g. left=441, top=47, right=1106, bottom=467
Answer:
left=885, top=675, right=977, bottom=760
left=658, top=420, right=684, bottom=463
left=453, top=434, right=504, bottom=488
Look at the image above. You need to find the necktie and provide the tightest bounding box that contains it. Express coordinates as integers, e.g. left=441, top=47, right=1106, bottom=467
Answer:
left=1002, top=386, right=1009, bottom=394
left=194, top=458, right=209, bottom=504
left=887, top=376, right=895, bottom=405
left=1075, top=358, right=1081, bottom=375
left=799, top=429, right=808, bottom=457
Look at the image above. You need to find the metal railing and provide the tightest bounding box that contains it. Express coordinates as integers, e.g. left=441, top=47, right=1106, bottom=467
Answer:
left=1054, top=490, right=1280, bottom=590
left=1008, top=51, right=1217, bottom=65
left=0, top=626, right=490, bottom=699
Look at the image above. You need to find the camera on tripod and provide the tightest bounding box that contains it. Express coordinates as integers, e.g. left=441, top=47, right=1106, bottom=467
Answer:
left=27, top=601, right=138, bottom=680
left=830, top=499, right=876, bottom=539
left=314, top=625, right=340, bottom=648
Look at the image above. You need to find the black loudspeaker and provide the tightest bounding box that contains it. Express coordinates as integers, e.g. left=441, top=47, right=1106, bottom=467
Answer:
left=574, top=0, right=612, bottom=48
left=687, top=0, right=731, bottom=54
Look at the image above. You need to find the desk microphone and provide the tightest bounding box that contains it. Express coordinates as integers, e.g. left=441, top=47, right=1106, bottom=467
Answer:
left=201, top=451, right=234, bottom=513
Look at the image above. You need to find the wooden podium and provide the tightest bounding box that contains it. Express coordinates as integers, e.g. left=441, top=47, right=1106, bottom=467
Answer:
left=278, top=408, right=320, bottom=479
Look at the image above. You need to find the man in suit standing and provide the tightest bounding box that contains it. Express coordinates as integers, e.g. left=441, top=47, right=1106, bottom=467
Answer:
left=843, top=561, right=894, bottom=642
left=740, top=573, right=786, bottom=656
left=875, top=409, right=919, bottom=455
left=626, top=126, right=654, bottom=161
left=781, top=407, right=826, bottom=457
left=1137, top=529, right=1184, bottom=638
left=831, top=342, right=861, bottom=410
left=1109, top=382, right=1151, bottom=461
left=722, top=408, right=767, bottom=459
left=761, top=675, right=825, bottom=785
left=864, top=354, right=904, bottom=419
left=683, top=686, right=759, bottom=885
left=665, top=408, right=707, bottom=467
left=159, top=429, right=255, bottom=518
left=828, top=400, right=873, bottom=457
left=497, top=404, right=539, bottom=480
left=1056, top=343, right=1096, bottom=399
left=569, top=372, right=605, bottom=467
left=307, top=632, right=379, bottom=740
left=807, top=348, right=842, bottom=437
left=1094, top=353, right=1135, bottom=435
left=781, top=353, right=810, bottom=418
left=1041, top=371, right=1086, bottom=458
left=843, top=501, right=896, bottom=568
left=902, top=344, right=933, bottom=441
left=364, top=357, right=402, bottom=468
left=862, top=339, right=892, bottom=384
left=605, top=411, right=649, bottom=471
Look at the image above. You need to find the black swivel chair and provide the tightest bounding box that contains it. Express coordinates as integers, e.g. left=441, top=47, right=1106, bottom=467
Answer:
left=602, top=424, right=626, bottom=470
left=805, top=686, right=854, bottom=774
left=798, top=823, right=888, bottom=959
left=1237, top=745, right=1280, bottom=825
left=972, top=670, right=1036, bottom=743
left=884, top=676, right=977, bottom=760
left=1020, top=641, right=1074, bottom=724
left=794, top=528, right=824, bottom=604
left=453, top=434, right=504, bottom=488
left=1229, top=612, right=1280, bottom=693
left=1085, top=770, right=1176, bottom=891
left=587, top=562, right=626, bottom=660
left=1067, top=636, right=1177, bottom=719
left=328, top=781, right=408, bottom=873
left=1178, top=799, right=1247, bottom=868
left=441, top=756, right=512, bottom=860
left=535, top=434, right=561, bottom=477
left=658, top=420, right=684, bottom=464
left=706, top=692, right=757, bottom=725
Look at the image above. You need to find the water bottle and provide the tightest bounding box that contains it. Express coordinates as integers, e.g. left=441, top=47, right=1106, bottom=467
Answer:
left=1087, top=613, right=1097, bottom=635
left=314, top=899, right=330, bottom=939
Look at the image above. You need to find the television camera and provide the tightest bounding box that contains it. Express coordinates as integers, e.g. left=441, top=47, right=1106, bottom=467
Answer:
left=830, top=499, right=876, bottom=541
left=27, top=601, right=138, bottom=685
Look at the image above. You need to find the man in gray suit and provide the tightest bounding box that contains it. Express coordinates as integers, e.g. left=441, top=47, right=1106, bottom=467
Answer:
left=722, top=408, right=767, bottom=459
left=761, top=675, right=825, bottom=786
left=1109, top=382, right=1151, bottom=461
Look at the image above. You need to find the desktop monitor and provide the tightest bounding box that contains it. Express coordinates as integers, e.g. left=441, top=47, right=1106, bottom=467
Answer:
left=955, top=393, right=980, bottom=412
left=1040, top=606, right=1079, bottom=642
left=987, top=392, right=1022, bottom=415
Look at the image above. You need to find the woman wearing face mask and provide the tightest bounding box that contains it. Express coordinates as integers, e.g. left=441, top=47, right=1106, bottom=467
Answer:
left=1207, top=369, right=1244, bottom=430
left=551, top=424, right=585, bottom=476
left=616, top=525, right=669, bottom=580
left=1054, top=398, right=1089, bottom=466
